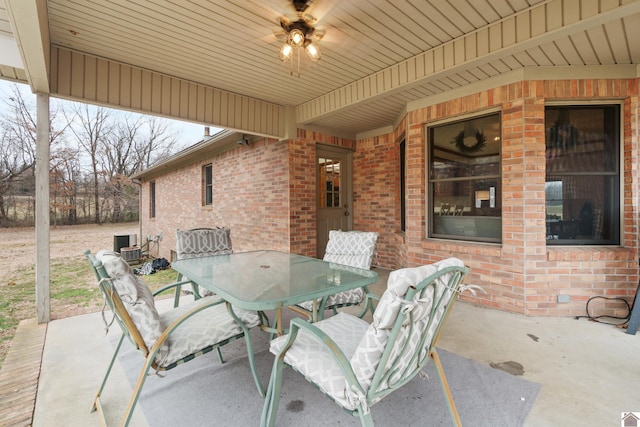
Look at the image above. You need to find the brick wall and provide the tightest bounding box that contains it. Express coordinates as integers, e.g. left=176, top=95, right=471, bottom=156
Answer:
left=139, top=77, right=640, bottom=318
left=290, top=129, right=357, bottom=256
left=287, top=136, right=316, bottom=256
left=353, top=132, right=402, bottom=269
left=390, top=78, right=638, bottom=316
left=140, top=130, right=356, bottom=260
left=140, top=137, right=292, bottom=258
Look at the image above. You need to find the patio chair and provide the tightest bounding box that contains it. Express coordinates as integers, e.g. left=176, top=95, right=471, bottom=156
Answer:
left=293, top=230, right=378, bottom=321
left=173, top=227, right=233, bottom=306
left=84, top=249, right=263, bottom=427
left=262, top=258, right=471, bottom=427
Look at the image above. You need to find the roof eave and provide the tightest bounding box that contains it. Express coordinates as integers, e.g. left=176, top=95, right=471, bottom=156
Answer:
left=132, top=129, right=243, bottom=181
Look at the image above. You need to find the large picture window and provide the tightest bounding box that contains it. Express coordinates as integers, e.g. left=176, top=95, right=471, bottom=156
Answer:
left=428, top=112, right=502, bottom=243
left=545, top=105, right=620, bottom=245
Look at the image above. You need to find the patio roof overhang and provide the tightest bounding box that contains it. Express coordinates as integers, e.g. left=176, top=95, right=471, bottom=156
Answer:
left=2, top=0, right=640, bottom=141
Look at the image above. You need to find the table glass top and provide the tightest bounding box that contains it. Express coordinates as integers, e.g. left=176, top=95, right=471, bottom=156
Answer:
left=171, top=250, right=378, bottom=310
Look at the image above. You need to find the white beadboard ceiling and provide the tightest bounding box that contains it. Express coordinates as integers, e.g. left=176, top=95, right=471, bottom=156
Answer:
left=2, top=0, right=640, bottom=138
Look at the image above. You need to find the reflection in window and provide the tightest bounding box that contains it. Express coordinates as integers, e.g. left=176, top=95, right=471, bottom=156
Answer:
left=545, top=105, right=620, bottom=244
left=428, top=112, right=502, bottom=242
left=318, top=157, right=341, bottom=208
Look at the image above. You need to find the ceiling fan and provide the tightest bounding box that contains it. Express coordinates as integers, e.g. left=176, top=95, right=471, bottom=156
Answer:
left=275, top=0, right=325, bottom=76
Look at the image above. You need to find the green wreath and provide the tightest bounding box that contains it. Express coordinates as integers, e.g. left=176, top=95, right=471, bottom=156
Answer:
left=451, top=129, right=486, bottom=154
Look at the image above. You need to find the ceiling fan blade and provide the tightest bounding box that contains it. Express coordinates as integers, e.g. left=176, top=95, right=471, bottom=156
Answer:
left=311, top=28, right=325, bottom=41
left=273, top=30, right=287, bottom=41
left=279, top=16, right=291, bottom=28
left=291, top=0, right=312, bottom=14
left=302, top=13, right=318, bottom=26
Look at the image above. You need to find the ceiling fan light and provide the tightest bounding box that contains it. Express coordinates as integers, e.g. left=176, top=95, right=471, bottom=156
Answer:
left=279, top=43, right=293, bottom=61
left=305, top=42, right=321, bottom=61
left=288, top=28, right=305, bottom=47
left=276, top=4, right=323, bottom=76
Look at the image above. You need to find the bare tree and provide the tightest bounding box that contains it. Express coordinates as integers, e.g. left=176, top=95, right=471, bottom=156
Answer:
left=0, top=131, right=29, bottom=223
left=0, top=83, right=188, bottom=226
left=137, top=116, right=178, bottom=169
left=102, top=115, right=179, bottom=173
left=66, top=104, right=113, bottom=224
left=101, top=114, right=179, bottom=222
left=50, top=146, right=81, bottom=225
left=0, top=84, right=66, bottom=225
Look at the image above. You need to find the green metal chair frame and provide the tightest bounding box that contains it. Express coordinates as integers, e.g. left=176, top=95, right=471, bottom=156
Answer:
left=289, top=279, right=379, bottom=322
left=173, top=228, right=272, bottom=328
left=314, top=263, right=380, bottom=320
left=291, top=230, right=379, bottom=321
left=262, top=261, right=470, bottom=427
left=84, top=250, right=264, bottom=427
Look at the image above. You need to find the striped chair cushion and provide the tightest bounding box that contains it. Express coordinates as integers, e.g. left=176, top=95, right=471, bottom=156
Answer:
left=275, top=258, right=465, bottom=411
left=297, top=230, right=378, bottom=311
left=351, top=258, right=465, bottom=393
left=97, top=250, right=169, bottom=364
left=175, top=227, right=232, bottom=259
left=159, top=297, right=260, bottom=367
left=373, top=257, right=464, bottom=329
left=323, top=230, right=378, bottom=270
left=269, top=313, right=370, bottom=411
left=175, top=227, right=232, bottom=295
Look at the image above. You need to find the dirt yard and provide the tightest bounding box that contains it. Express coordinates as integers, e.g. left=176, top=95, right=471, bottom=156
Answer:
left=0, top=223, right=138, bottom=285
left=0, top=223, right=138, bottom=367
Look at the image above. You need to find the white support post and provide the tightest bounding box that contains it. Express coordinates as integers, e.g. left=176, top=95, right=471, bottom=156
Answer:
left=35, top=92, right=50, bottom=323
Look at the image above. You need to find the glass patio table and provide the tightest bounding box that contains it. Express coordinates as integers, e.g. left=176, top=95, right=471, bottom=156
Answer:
left=171, top=250, right=379, bottom=336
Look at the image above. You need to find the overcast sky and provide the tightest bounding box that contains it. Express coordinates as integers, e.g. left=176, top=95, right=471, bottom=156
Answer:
left=0, top=79, right=218, bottom=145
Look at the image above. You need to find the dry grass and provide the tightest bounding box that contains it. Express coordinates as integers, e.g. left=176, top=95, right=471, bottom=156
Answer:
left=0, top=223, right=175, bottom=369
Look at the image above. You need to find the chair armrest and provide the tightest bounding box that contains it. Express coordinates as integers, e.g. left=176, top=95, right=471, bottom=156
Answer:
left=363, top=286, right=380, bottom=301
left=152, top=279, right=193, bottom=296
left=278, top=318, right=364, bottom=392
left=147, top=296, right=227, bottom=358
left=362, top=285, right=380, bottom=301
left=356, top=286, right=380, bottom=318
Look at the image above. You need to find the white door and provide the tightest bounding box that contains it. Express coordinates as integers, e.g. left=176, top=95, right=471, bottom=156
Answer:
left=316, top=146, right=353, bottom=258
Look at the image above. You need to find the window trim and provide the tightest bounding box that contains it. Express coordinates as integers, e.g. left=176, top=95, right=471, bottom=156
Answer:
left=203, top=163, right=213, bottom=206
left=150, top=180, right=156, bottom=219
left=400, top=139, right=406, bottom=232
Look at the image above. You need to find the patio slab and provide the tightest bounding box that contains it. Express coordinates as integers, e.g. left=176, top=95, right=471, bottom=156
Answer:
left=3, top=267, right=640, bottom=426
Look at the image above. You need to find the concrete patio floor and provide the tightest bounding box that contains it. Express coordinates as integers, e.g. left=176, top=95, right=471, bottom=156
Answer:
left=3, top=267, right=640, bottom=426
